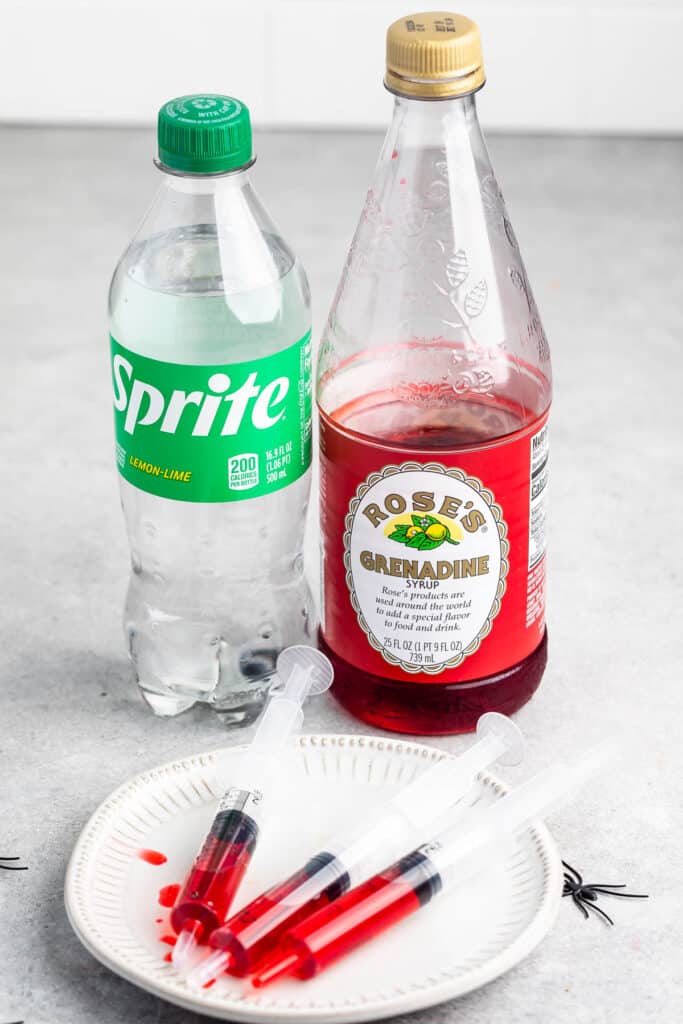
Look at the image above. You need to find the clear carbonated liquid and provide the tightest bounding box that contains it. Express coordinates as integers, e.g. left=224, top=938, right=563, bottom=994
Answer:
left=110, top=226, right=314, bottom=720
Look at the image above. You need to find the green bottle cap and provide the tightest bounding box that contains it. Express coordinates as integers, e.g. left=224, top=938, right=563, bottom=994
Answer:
left=157, top=94, right=252, bottom=175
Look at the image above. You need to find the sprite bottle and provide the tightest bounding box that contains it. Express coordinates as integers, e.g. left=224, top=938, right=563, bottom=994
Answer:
left=109, top=95, right=314, bottom=722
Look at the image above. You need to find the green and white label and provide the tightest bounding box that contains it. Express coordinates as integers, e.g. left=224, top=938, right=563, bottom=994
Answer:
left=110, top=332, right=311, bottom=502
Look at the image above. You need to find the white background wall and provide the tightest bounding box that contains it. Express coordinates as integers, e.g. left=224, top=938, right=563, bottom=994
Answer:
left=1, top=0, right=681, bottom=133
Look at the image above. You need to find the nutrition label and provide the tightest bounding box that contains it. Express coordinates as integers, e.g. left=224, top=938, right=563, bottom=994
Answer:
left=528, top=422, right=549, bottom=569
left=526, top=421, right=549, bottom=630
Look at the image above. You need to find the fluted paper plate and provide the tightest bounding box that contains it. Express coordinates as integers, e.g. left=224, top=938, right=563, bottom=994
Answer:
left=65, top=733, right=562, bottom=1023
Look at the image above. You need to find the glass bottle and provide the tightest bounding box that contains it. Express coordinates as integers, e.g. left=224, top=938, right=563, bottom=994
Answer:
left=317, top=14, right=551, bottom=733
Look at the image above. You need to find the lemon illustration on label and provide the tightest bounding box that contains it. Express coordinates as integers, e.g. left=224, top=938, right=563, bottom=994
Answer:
left=385, top=513, right=460, bottom=551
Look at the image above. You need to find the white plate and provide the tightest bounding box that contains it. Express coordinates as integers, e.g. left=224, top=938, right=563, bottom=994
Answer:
left=65, top=733, right=562, bottom=1024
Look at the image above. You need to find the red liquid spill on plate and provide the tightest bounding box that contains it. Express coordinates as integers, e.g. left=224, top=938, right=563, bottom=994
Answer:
left=164, top=951, right=173, bottom=963
left=155, top=917, right=164, bottom=924
left=203, top=979, right=216, bottom=989
left=158, top=883, right=181, bottom=908
left=138, top=848, right=167, bottom=866
left=160, top=934, right=177, bottom=946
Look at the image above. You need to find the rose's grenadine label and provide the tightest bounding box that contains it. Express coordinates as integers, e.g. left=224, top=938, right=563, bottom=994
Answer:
left=319, top=410, right=548, bottom=684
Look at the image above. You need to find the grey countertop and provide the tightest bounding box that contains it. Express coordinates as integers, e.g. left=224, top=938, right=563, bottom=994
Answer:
left=1, top=128, right=681, bottom=1023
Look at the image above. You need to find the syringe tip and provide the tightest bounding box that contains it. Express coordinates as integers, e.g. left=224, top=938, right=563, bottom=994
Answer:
left=171, top=920, right=202, bottom=974
left=187, top=948, right=232, bottom=988
left=252, top=951, right=300, bottom=988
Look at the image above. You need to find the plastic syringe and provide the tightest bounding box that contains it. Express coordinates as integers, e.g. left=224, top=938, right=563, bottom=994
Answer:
left=188, top=712, right=524, bottom=986
left=170, top=645, right=333, bottom=972
left=252, top=740, right=616, bottom=988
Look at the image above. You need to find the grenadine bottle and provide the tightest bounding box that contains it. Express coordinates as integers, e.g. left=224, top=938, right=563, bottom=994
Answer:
left=317, top=12, right=552, bottom=734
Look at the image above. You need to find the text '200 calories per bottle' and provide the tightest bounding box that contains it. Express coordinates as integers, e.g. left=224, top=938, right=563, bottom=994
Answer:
left=318, top=13, right=552, bottom=734
left=109, top=95, right=314, bottom=721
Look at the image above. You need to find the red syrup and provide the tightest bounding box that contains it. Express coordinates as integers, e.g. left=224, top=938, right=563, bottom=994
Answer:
left=209, top=851, right=349, bottom=976
left=253, top=850, right=440, bottom=986
left=158, top=883, right=181, bottom=908
left=170, top=810, right=258, bottom=939
left=138, top=849, right=167, bottom=866
left=319, top=394, right=549, bottom=734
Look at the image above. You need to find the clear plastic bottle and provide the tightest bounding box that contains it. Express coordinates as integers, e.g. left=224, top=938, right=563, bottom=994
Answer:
left=109, top=95, right=314, bottom=722
left=317, top=14, right=552, bottom=734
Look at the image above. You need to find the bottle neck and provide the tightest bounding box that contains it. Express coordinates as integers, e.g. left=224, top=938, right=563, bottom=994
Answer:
left=135, top=157, right=298, bottom=311
left=159, top=164, right=252, bottom=196
left=383, top=91, right=485, bottom=156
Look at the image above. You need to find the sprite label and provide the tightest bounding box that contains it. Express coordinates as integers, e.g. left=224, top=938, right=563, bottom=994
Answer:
left=110, top=332, right=311, bottom=502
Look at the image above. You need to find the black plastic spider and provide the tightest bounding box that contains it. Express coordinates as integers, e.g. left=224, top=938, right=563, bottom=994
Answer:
left=562, top=860, right=647, bottom=925
left=0, top=855, right=27, bottom=872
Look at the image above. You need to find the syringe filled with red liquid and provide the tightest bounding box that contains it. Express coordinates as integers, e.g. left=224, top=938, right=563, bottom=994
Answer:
left=253, top=741, right=616, bottom=987
left=170, top=645, right=333, bottom=972
left=189, top=712, right=524, bottom=986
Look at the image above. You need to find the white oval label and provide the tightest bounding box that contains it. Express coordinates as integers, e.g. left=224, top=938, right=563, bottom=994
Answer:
left=344, top=463, right=509, bottom=674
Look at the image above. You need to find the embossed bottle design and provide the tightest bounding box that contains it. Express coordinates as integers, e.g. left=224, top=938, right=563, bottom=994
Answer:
left=317, top=13, right=552, bottom=733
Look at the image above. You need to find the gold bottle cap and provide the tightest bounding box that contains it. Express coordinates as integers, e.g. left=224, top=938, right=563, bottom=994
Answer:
left=385, top=12, right=485, bottom=99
